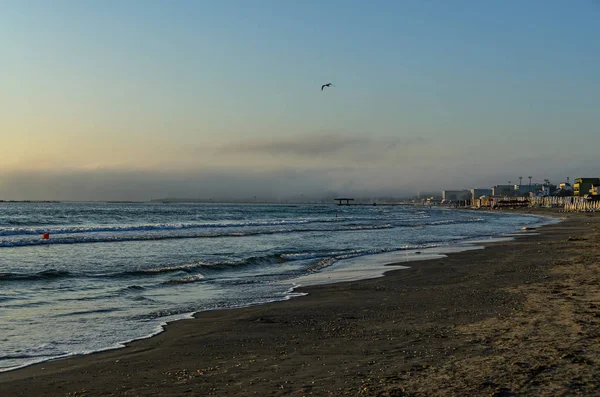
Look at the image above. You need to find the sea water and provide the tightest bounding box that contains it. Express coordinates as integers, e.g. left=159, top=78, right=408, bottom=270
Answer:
left=0, top=202, right=545, bottom=371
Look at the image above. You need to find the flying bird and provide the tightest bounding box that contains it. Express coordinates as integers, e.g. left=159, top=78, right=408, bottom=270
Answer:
left=321, top=83, right=334, bottom=91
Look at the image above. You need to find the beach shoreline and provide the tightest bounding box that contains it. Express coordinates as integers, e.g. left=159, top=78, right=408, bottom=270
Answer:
left=2, top=208, right=600, bottom=396
left=0, top=210, right=550, bottom=375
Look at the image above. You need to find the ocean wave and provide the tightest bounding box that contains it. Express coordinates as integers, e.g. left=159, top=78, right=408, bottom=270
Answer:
left=129, top=254, right=286, bottom=277
left=164, top=274, right=205, bottom=284
left=1, top=245, right=434, bottom=285
left=0, top=218, right=345, bottom=237
left=399, top=218, right=484, bottom=227
left=0, top=353, right=63, bottom=360
left=0, top=224, right=394, bottom=248
left=55, top=308, right=118, bottom=317
left=0, top=254, right=284, bottom=283
left=305, top=244, right=439, bottom=273
left=123, top=285, right=146, bottom=291
left=282, top=246, right=424, bottom=263
left=281, top=250, right=362, bottom=262
left=55, top=294, right=113, bottom=303
left=0, top=269, right=72, bottom=281
left=0, top=243, right=445, bottom=286
left=123, top=263, right=203, bottom=276
left=130, top=296, right=157, bottom=302
left=216, top=278, right=271, bottom=286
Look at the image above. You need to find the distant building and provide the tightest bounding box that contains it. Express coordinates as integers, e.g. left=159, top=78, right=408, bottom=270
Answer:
left=515, top=183, right=544, bottom=196
left=417, top=191, right=442, bottom=200
left=471, top=188, right=492, bottom=202
left=531, top=186, right=553, bottom=197
left=442, top=190, right=471, bottom=202
left=492, top=185, right=516, bottom=197
left=574, top=178, right=600, bottom=197
left=544, top=183, right=558, bottom=195
left=425, top=196, right=440, bottom=205
left=555, top=182, right=574, bottom=197
left=589, top=184, right=600, bottom=198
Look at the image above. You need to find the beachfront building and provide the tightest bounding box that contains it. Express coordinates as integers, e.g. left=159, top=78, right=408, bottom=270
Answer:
left=554, top=182, right=574, bottom=197
left=531, top=186, right=553, bottom=197
left=515, top=183, right=545, bottom=196
left=492, top=185, right=516, bottom=197
left=588, top=184, right=600, bottom=199
left=574, top=178, right=600, bottom=197
left=544, top=182, right=558, bottom=195
left=471, top=188, right=492, bottom=202
left=442, top=190, right=471, bottom=202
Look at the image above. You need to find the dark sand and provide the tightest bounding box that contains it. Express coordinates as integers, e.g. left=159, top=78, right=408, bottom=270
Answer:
left=2, top=209, right=600, bottom=396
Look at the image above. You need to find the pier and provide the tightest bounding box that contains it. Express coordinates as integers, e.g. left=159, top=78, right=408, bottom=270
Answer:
left=334, top=198, right=355, bottom=206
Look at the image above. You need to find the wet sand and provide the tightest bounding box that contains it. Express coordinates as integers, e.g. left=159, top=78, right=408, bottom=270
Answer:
left=2, top=209, right=600, bottom=396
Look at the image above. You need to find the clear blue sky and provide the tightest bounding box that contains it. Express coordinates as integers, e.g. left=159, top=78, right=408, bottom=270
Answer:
left=1, top=1, right=599, bottom=200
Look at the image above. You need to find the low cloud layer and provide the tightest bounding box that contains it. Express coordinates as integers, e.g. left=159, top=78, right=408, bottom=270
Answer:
left=221, top=133, right=429, bottom=159
left=0, top=168, right=356, bottom=202
left=0, top=132, right=596, bottom=202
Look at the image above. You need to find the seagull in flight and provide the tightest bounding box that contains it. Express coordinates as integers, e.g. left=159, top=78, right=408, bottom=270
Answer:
left=321, top=83, right=334, bottom=91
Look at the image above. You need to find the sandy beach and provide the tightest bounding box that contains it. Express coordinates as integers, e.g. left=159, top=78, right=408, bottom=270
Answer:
left=2, top=209, right=599, bottom=396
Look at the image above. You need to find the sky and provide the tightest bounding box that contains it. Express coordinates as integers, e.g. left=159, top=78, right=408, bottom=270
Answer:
left=1, top=0, right=599, bottom=201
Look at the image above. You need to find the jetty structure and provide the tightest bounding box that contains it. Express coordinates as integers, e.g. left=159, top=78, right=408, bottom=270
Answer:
left=334, top=198, right=354, bottom=206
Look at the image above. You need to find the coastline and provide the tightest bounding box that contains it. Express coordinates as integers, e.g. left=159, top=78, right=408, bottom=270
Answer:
left=0, top=210, right=547, bottom=374
left=0, top=208, right=546, bottom=375
left=3, top=209, right=600, bottom=395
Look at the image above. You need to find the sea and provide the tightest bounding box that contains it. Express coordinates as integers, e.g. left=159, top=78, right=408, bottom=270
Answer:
left=0, top=202, right=548, bottom=372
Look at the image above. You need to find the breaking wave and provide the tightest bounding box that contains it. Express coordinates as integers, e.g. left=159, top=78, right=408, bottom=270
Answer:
left=0, top=245, right=439, bottom=284
left=0, top=269, right=72, bottom=281
left=164, top=274, right=206, bottom=284
left=0, top=224, right=394, bottom=248
left=0, top=218, right=343, bottom=237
